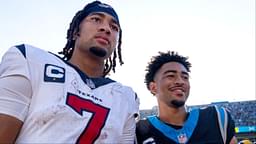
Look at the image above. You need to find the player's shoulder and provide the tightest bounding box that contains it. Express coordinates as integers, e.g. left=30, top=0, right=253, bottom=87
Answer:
left=109, top=81, right=140, bottom=109
left=108, top=80, right=136, bottom=96
left=136, top=118, right=149, bottom=128
left=197, top=105, right=232, bottom=121
left=136, top=118, right=150, bottom=135
left=199, top=105, right=230, bottom=114
left=1, top=44, right=44, bottom=67
left=198, top=105, right=215, bottom=112
left=193, top=106, right=217, bottom=121
left=116, top=82, right=139, bottom=100
left=136, top=118, right=158, bottom=143
left=6, top=43, right=62, bottom=63
left=7, top=44, right=46, bottom=58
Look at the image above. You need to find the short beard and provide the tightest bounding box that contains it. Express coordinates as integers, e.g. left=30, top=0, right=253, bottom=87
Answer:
left=89, top=47, right=107, bottom=57
left=169, top=100, right=185, bottom=108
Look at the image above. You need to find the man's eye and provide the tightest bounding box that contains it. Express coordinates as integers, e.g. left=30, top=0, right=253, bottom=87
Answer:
left=110, top=24, right=119, bottom=32
left=91, top=17, right=101, bottom=22
left=183, top=75, right=189, bottom=80
left=167, top=75, right=175, bottom=78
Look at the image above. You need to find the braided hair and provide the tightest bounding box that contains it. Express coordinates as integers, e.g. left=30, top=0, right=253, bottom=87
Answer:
left=58, top=1, right=124, bottom=76
left=145, top=51, right=192, bottom=90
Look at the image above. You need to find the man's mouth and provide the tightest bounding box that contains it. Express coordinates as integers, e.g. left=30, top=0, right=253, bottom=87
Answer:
left=95, top=36, right=109, bottom=45
left=169, top=87, right=185, bottom=97
left=169, top=87, right=185, bottom=92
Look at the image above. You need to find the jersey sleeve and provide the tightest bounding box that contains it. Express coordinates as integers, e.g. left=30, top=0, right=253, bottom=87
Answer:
left=119, top=110, right=137, bottom=143
left=214, top=105, right=236, bottom=144
left=119, top=86, right=140, bottom=143
left=130, top=92, right=140, bottom=118
left=136, top=119, right=150, bottom=144
left=226, top=109, right=236, bottom=144
left=0, top=45, right=32, bottom=121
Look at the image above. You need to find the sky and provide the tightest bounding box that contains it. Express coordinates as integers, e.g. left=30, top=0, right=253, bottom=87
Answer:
left=0, top=0, right=255, bottom=109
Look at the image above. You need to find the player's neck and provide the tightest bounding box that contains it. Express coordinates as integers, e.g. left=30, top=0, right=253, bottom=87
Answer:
left=158, top=105, right=187, bottom=126
left=68, top=54, right=105, bottom=78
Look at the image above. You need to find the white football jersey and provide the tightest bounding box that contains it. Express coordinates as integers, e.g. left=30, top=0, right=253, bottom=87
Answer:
left=0, top=44, right=139, bottom=143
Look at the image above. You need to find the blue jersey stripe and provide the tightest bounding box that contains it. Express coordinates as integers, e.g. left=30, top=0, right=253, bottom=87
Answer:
left=147, top=108, right=199, bottom=143
left=15, top=44, right=26, bottom=58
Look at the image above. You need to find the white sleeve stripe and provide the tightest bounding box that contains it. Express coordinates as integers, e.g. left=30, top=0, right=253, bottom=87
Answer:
left=215, top=105, right=228, bottom=144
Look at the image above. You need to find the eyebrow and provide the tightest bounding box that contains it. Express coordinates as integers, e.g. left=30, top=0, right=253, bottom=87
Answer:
left=88, top=12, right=119, bottom=26
left=163, top=70, right=189, bottom=76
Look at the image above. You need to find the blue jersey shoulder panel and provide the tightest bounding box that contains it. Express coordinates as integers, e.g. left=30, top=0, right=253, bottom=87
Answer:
left=15, top=44, right=26, bottom=58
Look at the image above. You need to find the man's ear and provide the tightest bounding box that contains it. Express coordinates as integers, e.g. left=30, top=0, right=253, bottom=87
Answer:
left=72, top=30, right=80, bottom=40
left=149, top=82, right=157, bottom=95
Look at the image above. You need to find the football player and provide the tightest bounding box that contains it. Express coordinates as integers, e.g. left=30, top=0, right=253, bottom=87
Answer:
left=0, top=1, right=139, bottom=143
left=136, top=51, right=237, bottom=144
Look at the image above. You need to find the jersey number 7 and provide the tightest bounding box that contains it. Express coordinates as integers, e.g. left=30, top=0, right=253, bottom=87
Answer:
left=66, top=93, right=110, bottom=144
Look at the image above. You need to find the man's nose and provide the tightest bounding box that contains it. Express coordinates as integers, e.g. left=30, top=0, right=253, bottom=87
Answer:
left=174, top=76, right=185, bottom=85
left=98, top=21, right=111, bottom=35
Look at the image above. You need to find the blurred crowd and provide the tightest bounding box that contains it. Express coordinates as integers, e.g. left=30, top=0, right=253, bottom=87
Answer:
left=139, top=100, right=256, bottom=127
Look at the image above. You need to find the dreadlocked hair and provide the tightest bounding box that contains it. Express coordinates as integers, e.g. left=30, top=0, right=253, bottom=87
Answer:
left=58, top=6, right=124, bottom=76
left=103, top=29, right=123, bottom=76
left=145, top=51, right=191, bottom=89
left=58, top=9, right=83, bottom=60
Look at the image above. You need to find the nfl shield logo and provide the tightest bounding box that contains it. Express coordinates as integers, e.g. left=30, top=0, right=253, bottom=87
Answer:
left=177, top=133, right=187, bottom=144
left=86, top=79, right=95, bottom=89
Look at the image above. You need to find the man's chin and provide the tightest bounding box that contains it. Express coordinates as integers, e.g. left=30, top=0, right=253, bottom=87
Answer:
left=169, top=100, right=185, bottom=108
left=89, top=47, right=107, bottom=57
